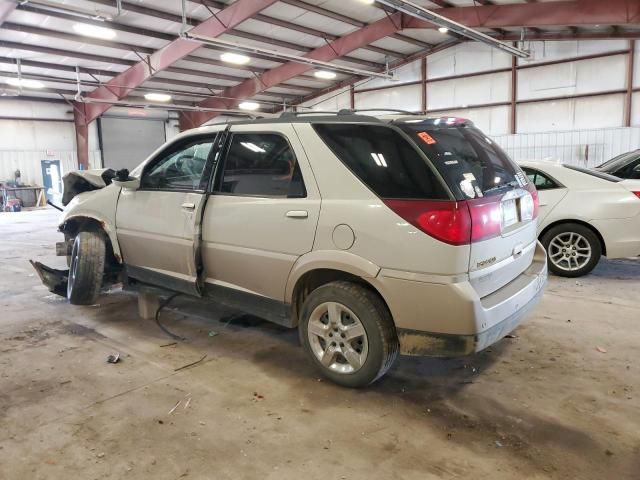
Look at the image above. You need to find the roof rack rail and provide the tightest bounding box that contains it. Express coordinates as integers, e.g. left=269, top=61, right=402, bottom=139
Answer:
left=279, top=111, right=343, bottom=118
left=337, top=108, right=422, bottom=115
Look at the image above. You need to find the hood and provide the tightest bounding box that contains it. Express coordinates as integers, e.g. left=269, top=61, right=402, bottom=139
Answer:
left=62, top=168, right=116, bottom=205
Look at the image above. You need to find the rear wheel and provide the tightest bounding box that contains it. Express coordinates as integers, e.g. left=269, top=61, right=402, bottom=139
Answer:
left=541, top=223, right=601, bottom=277
left=67, top=230, right=106, bottom=305
left=299, top=281, right=398, bottom=388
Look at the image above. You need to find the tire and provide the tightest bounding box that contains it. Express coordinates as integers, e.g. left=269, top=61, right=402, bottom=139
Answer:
left=541, top=223, right=601, bottom=277
left=67, top=230, right=106, bottom=305
left=299, top=281, right=398, bottom=388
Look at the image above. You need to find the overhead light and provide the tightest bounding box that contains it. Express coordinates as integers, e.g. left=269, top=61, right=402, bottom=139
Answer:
left=73, top=23, right=116, bottom=40
left=374, top=0, right=530, bottom=58
left=359, top=0, right=375, bottom=3
left=144, top=92, right=172, bottom=102
left=239, top=101, right=260, bottom=111
left=183, top=32, right=394, bottom=79
left=314, top=70, right=337, bottom=80
left=220, top=52, right=250, bottom=65
left=438, top=27, right=449, bottom=33
left=241, top=142, right=266, bottom=153
left=6, top=78, right=45, bottom=89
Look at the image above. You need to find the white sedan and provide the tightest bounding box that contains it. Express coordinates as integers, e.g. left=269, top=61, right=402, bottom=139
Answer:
left=519, top=161, right=640, bottom=277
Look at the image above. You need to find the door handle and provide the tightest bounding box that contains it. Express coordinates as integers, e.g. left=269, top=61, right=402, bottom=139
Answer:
left=181, top=202, right=196, bottom=210
left=286, top=210, right=308, bottom=219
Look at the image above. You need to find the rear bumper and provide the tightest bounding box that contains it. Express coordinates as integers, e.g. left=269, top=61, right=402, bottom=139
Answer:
left=375, top=241, right=547, bottom=357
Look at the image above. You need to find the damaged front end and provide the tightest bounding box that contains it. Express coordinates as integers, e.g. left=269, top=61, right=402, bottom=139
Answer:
left=30, top=260, right=68, bottom=297
left=31, top=167, right=123, bottom=299
left=61, top=168, right=116, bottom=205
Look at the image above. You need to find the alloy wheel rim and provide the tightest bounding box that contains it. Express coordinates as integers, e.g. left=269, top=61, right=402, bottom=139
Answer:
left=548, top=232, right=592, bottom=272
left=307, top=302, right=369, bottom=374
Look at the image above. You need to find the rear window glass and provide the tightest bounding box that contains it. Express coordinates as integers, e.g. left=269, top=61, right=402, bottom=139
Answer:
left=563, top=164, right=622, bottom=182
left=312, top=123, right=448, bottom=200
left=399, top=124, right=524, bottom=199
left=595, top=150, right=640, bottom=171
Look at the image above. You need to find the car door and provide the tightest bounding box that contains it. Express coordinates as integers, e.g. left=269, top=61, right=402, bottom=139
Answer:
left=522, top=167, right=568, bottom=224
left=201, top=124, right=320, bottom=312
left=116, top=131, right=223, bottom=295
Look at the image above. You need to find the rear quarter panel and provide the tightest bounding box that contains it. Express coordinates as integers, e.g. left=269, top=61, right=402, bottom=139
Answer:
left=293, top=123, right=470, bottom=277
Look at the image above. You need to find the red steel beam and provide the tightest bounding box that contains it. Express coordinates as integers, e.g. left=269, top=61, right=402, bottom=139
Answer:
left=79, top=0, right=279, bottom=124
left=402, top=0, right=640, bottom=30
left=179, top=13, right=405, bottom=129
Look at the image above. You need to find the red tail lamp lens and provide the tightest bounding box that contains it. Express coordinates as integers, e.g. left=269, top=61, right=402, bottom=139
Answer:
left=383, top=199, right=471, bottom=246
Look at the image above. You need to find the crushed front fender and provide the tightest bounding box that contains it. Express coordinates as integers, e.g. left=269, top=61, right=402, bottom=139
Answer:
left=30, top=260, right=68, bottom=297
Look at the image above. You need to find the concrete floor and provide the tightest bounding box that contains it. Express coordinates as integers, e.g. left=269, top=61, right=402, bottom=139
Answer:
left=1, top=208, right=639, bottom=480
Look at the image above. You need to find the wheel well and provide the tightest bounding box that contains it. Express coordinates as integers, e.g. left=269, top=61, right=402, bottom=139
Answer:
left=540, top=219, right=606, bottom=256
left=61, top=217, right=121, bottom=267
left=290, top=268, right=390, bottom=327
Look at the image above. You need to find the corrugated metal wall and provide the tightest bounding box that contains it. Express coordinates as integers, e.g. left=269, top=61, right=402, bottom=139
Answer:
left=300, top=39, right=640, bottom=166
left=494, top=127, right=640, bottom=167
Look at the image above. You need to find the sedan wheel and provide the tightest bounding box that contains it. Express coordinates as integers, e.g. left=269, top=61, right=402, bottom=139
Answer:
left=548, top=232, right=592, bottom=273
left=541, top=223, right=602, bottom=277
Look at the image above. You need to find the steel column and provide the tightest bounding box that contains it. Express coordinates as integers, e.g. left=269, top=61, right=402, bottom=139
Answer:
left=421, top=57, right=427, bottom=114
left=511, top=43, right=517, bottom=134
left=73, top=103, right=90, bottom=171
left=82, top=0, right=279, bottom=123
left=625, top=40, right=636, bottom=127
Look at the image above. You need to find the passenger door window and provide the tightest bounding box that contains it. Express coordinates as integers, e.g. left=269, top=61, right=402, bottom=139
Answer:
left=141, top=138, right=215, bottom=191
left=217, top=133, right=306, bottom=198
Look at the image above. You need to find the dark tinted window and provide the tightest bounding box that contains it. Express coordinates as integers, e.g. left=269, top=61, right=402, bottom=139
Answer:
left=399, top=123, right=523, bottom=199
left=141, top=137, right=214, bottom=191
left=219, top=133, right=305, bottom=197
left=563, top=164, right=622, bottom=182
left=595, top=150, right=640, bottom=175
left=312, top=124, right=448, bottom=199
left=522, top=167, right=561, bottom=190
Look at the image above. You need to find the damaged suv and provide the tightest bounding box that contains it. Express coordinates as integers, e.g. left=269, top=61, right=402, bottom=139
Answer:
left=34, top=111, right=547, bottom=387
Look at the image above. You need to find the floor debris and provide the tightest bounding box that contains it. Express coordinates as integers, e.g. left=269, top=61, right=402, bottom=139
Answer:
left=596, top=346, right=608, bottom=353
left=106, top=353, right=120, bottom=364
left=168, top=400, right=182, bottom=414
left=174, top=354, right=207, bottom=372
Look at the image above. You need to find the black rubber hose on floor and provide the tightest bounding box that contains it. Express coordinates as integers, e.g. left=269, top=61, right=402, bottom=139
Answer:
left=154, top=293, right=186, bottom=341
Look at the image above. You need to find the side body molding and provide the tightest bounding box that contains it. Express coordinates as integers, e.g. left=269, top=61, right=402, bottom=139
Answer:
left=285, top=250, right=381, bottom=303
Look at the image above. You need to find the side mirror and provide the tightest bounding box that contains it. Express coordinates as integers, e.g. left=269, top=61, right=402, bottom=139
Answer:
left=113, top=177, right=140, bottom=190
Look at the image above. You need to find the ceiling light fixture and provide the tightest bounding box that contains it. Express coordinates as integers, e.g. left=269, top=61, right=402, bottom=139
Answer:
left=314, top=70, right=337, bottom=80
left=144, top=92, right=172, bottom=102
left=239, top=101, right=260, bottom=111
left=73, top=23, right=116, bottom=39
left=182, top=32, right=394, bottom=80
left=220, top=52, right=251, bottom=65
left=438, top=27, right=449, bottom=33
left=374, top=0, right=531, bottom=58
left=6, top=77, right=45, bottom=89
left=359, top=0, right=375, bottom=4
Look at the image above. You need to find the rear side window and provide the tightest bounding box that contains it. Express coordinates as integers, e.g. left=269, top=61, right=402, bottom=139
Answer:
left=218, top=133, right=306, bottom=197
left=522, top=167, right=561, bottom=190
left=312, top=124, right=448, bottom=199
left=399, top=125, right=524, bottom=200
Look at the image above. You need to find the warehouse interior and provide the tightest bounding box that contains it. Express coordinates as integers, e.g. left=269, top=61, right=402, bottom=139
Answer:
left=1, top=1, right=639, bottom=479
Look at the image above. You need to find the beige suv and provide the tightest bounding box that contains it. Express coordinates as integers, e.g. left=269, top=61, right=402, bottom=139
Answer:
left=34, top=111, right=547, bottom=387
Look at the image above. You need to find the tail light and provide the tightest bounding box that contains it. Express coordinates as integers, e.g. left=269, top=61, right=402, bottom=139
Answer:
left=632, top=191, right=640, bottom=200
left=382, top=200, right=471, bottom=245
left=525, top=183, right=540, bottom=219
left=384, top=186, right=538, bottom=246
